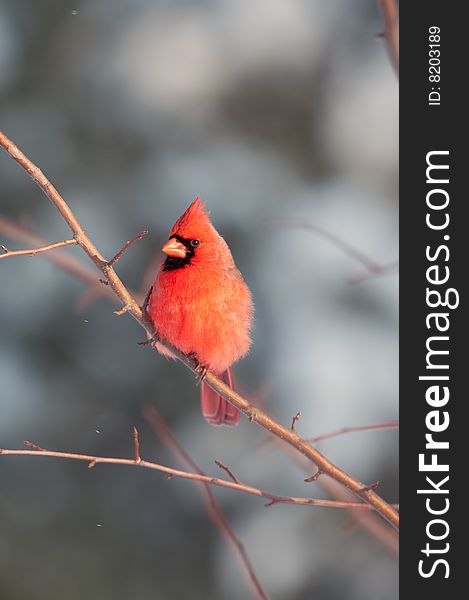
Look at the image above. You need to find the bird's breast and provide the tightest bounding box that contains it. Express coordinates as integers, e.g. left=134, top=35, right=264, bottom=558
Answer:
left=148, top=266, right=253, bottom=372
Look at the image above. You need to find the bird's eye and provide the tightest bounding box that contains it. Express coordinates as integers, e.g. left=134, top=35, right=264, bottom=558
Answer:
left=190, top=239, right=200, bottom=247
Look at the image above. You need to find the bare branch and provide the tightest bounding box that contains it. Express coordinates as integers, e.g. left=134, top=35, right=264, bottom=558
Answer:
left=0, top=215, right=123, bottom=303
left=133, top=427, right=141, bottom=464
left=144, top=407, right=269, bottom=600
left=268, top=440, right=399, bottom=555
left=290, top=412, right=301, bottom=431
left=0, top=238, right=77, bottom=260
left=0, top=131, right=146, bottom=328
left=304, top=469, right=323, bottom=483
left=377, top=0, right=399, bottom=75
left=319, top=477, right=399, bottom=555
left=107, top=230, right=149, bottom=267
left=349, top=260, right=398, bottom=285
left=0, top=443, right=396, bottom=512
left=114, top=304, right=132, bottom=317
left=0, top=130, right=399, bottom=530
left=359, top=481, right=380, bottom=493
left=268, top=218, right=398, bottom=284
left=262, top=420, right=399, bottom=450
left=308, top=420, right=399, bottom=444
left=214, top=460, right=241, bottom=485
left=24, top=440, right=45, bottom=451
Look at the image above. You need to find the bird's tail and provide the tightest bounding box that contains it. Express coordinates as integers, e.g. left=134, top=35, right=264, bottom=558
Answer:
left=201, top=367, right=240, bottom=426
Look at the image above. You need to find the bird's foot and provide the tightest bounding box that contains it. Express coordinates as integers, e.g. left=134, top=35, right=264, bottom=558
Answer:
left=195, top=362, right=209, bottom=385
left=138, top=332, right=159, bottom=347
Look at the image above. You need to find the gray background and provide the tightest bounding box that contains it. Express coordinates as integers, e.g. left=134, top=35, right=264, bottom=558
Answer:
left=0, top=1, right=398, bottom=599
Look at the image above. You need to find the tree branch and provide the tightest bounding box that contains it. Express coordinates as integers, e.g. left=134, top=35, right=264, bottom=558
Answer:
left=0, top=130, right=399, bottom=530
left=307, top=420, right=399, bottom=444
left=0, top=215, right=400, bottom=558
left=0, top=443, right=396, bottom=512
left=267, top=218, right=398, bottom=284
left=143, top=406, right=270, bottom=600
left=266, top=438, right=399, bottom=555
left=377, top=0, right=399, bottom=75
left=0, top=215, right=122, bottom=303
left=319, top=477, right=399, bottom=555
left=107, top=230, right=149, bottom=267
left=0, top=238, right=77, bottom=260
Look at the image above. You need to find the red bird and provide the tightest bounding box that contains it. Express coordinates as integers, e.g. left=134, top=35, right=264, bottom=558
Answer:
left=147, top=197, right=253, bottom=426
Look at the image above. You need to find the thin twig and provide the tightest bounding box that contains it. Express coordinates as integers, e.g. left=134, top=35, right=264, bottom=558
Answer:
left=214, top=460, right=241, bottom=485
left=319, top=477, right=399, bottom=555
left=108, top=230, right=149, bottom=267
left=261, top=420, right=399, bottom=450
left=144, top=407, right=269, bottom=600
left=268, top=218, right=398, bottom=284
left=307, top=420, right=399, bottom=444
left=0, top=445, right=394, bottom=512
left=24, top=440, right=45, bottom=451
left=114, top=304, right=132, bottom=317
left=290, top=412, right=301, bottom=431
left=377, top=0, right=399, bottom=75
left=0, top=215, right=124, bottom=303
left=268, top=439, right=399, bottom=556
left=349, top=261, right=398, bottom=285
left=359, top=481, right=380, bottom=494
left=0, top=130, right=399, bottom=530
left=133, top=427, right=141, bottom=463
left=304, top=469, right=323, bottom=483
left=0, top=238, right=77, bottom=260
left=144, top=409, right=399, bottom=567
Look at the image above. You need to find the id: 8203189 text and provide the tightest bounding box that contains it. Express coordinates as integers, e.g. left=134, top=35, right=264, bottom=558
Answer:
left=428, top=26, right=441, bottom=106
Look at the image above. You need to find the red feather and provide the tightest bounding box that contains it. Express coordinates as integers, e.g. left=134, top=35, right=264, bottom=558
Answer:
left=201, top=367, right=240, bottom=426
left=147, top=197, right=253, bottom=426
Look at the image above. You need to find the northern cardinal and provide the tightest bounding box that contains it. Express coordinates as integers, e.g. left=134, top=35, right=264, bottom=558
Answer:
left=146, top=197, right=253, bottom=426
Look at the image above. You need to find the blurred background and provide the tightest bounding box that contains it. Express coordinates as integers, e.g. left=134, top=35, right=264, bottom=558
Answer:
left=0, top=1, right=398, bottom=599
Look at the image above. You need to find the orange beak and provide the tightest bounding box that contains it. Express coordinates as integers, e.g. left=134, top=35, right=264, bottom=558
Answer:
left=162, top=238, right=187, bottom=258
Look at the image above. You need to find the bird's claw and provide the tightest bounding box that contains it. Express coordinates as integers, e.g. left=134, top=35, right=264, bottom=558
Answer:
left=195, top=363, right=209, bottom=385
left=138, top=332, right=159, bottom=347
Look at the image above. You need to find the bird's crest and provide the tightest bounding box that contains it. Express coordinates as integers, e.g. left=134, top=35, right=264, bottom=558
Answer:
left=170, top=196, right=212, bottom=238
